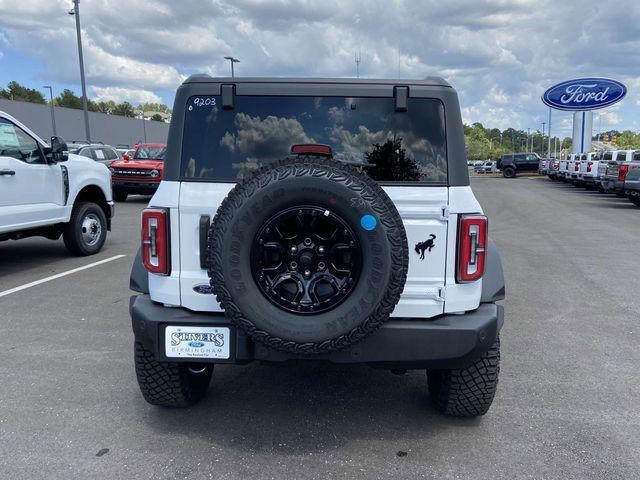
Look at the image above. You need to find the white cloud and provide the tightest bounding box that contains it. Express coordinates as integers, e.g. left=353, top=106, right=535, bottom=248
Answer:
left=0, top=0, right=638, bottom=130
left=220, top=113, right=313, bottom=160
left=88, top=86, right=161, bottom=105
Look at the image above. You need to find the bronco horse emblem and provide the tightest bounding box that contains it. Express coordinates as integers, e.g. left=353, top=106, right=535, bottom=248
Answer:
left=415, top=234, right=436, bottom=260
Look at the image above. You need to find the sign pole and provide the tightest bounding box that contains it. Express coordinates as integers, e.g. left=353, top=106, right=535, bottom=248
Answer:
left=547, top=107, right=552, bottom=158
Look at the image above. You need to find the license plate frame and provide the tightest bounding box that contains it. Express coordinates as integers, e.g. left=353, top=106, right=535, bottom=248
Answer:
left=164, top=325, right=231, bottom=360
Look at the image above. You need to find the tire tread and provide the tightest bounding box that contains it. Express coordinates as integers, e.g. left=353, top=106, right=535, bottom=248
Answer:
left=428, top=337, right=500, bottom=417
left=134, top=342, right=212, bottom=407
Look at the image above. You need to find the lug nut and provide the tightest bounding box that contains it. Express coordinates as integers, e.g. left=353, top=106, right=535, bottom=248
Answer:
left=318, top=246, right=325, bottom=254
left=304, top=269, right=311, bottom=277
left=290, top=245, right=297, bottom=254
left=318, top=262, right=325, bottom=270
left=290, top=261, right=298, bottom=270
left=304, top=238, right=312, bottom=246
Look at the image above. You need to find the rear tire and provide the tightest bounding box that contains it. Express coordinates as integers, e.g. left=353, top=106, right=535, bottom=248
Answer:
left=629, top=196, right=640, bottom=207
left=134, top=342, right=213, bottom=407
left=63, top=202, right=107, bottom=256
left=427, top=337, right=500, bottom=417
left=113, top=189, right=128, bottom=202
left=502, top=167, right=516, bottom=178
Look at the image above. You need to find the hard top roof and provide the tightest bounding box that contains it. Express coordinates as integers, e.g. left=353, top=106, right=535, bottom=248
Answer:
left=182, top=75, right=452, bottom=88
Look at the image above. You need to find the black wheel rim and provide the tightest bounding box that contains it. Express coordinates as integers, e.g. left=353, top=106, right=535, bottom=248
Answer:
left=250, top=205, right=361, bottom=314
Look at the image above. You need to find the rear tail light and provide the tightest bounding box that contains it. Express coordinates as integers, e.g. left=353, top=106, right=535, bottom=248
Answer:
left=618, top=164, right=629, bottom=181
left=457, top=214, right=487, bottom=283
left=574, top=163, right=579, bottom=171
left=142, top=208, right=170, bottom=275
left=587, top=161, right=593, bottom=172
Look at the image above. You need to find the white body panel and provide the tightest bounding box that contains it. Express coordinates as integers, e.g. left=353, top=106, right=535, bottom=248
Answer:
left=0, top=111, right=112, bottom=235
left=579, top=152, right=600, bottom=180
left=147, top=180, right=485, bottom=319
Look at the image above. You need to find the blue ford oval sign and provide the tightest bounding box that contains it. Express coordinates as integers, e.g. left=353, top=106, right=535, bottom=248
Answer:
left=542, top=78, right=626, bottom=111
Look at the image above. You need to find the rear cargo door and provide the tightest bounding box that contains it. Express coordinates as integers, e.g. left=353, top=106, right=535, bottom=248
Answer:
left=178, top=183, right=448, bottom=318
left=383, top=186, right=448, bottom=317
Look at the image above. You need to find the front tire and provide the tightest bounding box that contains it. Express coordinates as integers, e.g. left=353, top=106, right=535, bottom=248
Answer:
left=134, top=342, right=213, bottom=407
left=113, top=189, right=128, bottom=202
left=427, top=337, right=500, bottom=417
left=63, top=202, right=107, bottom=256
left=502, top=167, right=516, bottom=178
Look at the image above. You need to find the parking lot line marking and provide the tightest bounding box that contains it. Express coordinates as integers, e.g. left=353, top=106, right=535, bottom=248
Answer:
left=0, top=254, right=127, bottom=298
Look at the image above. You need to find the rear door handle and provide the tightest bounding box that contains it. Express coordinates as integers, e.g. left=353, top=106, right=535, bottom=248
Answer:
left=0, top=169, right=16, bottom=176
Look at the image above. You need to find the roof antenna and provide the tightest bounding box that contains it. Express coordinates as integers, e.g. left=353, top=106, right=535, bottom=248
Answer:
left=355, top=50, right=361, bottom=78
left=397, top=47, right=401, bottom=78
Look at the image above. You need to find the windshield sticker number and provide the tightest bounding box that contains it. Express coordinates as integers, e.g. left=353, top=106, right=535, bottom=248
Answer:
left=190, top=97, right=217, bottom=110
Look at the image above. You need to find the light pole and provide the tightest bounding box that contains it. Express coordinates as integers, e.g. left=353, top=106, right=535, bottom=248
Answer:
left=43, top=85, right=57, bottom=136
left=141, top=110, right=147, bottom=143
left=224, top=56, right=240, bottom=77
left=527, top=127, right=531, bottom=152
left=69, top=0, right=91, bottom=143
left=541, top=122, right=546, bottom=156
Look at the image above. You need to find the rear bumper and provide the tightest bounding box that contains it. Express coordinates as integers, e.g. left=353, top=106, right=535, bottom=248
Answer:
left=626, top=179, right=640, bottom=196
left=130, top=295, right=504, bottom=369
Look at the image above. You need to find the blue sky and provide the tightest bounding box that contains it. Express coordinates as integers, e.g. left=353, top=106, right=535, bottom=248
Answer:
left=0, top=0, right=639, bottom=139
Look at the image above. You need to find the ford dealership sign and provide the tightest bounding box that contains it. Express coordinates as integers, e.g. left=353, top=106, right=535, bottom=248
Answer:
left=542, top=78, right=627, bottom=111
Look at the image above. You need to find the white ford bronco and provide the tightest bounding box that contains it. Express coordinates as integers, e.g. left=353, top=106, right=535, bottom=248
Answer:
left=0, top=111, right=113, bottom=255
left=129, top=77, right=505, bottom=417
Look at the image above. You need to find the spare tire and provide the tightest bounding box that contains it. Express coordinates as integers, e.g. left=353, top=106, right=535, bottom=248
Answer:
left=207, top=157, right=408, bottom=354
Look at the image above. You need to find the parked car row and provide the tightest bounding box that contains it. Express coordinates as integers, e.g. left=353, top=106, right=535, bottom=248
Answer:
left=541, top=150, right=640, bottom=207
left=71, top=141, right=167, bottom=202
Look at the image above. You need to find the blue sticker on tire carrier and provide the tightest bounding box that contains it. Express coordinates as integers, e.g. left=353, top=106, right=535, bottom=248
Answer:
left=360, top=214, right=377, bottom=231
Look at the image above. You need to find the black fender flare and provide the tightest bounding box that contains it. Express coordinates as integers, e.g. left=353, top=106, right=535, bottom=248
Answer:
left=130, top=248, right=149, bottom=294
left=481, top=238, right=505, bottom=303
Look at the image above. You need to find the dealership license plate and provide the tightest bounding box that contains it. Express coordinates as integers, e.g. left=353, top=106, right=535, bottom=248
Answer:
left=165, top=326, right=230, bottom=359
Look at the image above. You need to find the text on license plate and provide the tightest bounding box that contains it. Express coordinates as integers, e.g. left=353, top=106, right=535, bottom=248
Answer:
left=165, top=326, right=230, bottom=359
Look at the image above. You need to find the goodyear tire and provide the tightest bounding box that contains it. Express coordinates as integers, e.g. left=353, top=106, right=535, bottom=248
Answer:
left=207, top=157, right=408, bottom=354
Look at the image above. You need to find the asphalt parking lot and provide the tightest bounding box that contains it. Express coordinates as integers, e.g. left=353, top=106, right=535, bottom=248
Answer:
left=1, top=179, right=639, bottom=480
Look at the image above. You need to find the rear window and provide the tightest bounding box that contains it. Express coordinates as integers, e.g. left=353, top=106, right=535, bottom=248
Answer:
left=180, top=95, right=447, bottom=183
left=603, top=152, right=612, bottom=160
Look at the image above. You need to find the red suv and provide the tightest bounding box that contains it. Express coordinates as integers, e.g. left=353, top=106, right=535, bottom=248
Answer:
left=108, top=143, right=166, bottom=202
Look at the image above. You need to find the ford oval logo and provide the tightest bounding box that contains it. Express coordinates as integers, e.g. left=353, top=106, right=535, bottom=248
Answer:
left=542, top=78, right=626, bottom=111
left=188, top=341, right=205, bottom=348
left=193, top=284, right=214, bottom=294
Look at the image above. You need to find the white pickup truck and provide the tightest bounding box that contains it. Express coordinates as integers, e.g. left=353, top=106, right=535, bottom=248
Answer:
left=578, top=151, right=602, bottom=188
left=0, top=111, right=114, bottom=255
left=558, top=153, right=575, bottom=181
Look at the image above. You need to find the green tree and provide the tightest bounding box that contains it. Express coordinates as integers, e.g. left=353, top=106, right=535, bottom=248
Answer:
left=138, top=102, right=171, bottom=114
left=150, top=113, right=164, bottom=122
left=55, top=89, right=83, bottom=109
left=112, top=102, right=136, bottom=117
left=365, top=137, right=421, bottom=182
left=0, top=81, right=46, bottom=104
